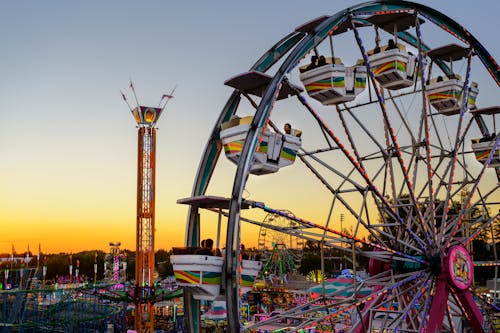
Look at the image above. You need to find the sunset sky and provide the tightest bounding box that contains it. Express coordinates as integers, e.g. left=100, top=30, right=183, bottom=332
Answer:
left=0, top=1, right=498, bottom=254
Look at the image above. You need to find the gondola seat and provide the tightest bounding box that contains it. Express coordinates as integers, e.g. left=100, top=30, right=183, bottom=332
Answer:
left=220, top=116, right=302, bottom=175
left=368, top=44, right=417, bottom=90
left=299, top=57, right=367, bottom=105
left=426, top=77, right=479, bottom=115
left=471, top=137, right=500, bottom=167
left=241, top=259, right=262, bottom=294
left=170, top=254, right=224, bottom=300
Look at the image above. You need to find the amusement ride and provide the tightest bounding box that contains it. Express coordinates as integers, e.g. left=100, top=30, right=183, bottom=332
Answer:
left=258, top=211, right=304, bottom=281
left=171, top=1, right=500, bottom=332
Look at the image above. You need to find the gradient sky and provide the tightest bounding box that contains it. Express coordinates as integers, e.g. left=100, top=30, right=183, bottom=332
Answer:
left=0, top=1, right=498, bottom=254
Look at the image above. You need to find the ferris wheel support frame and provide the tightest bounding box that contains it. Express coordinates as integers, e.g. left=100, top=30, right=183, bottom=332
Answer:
left=184, top=1, right=500, bottom=332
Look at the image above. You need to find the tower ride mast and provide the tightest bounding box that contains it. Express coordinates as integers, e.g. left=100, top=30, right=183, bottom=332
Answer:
left=129, top=103, right=165, bottom=332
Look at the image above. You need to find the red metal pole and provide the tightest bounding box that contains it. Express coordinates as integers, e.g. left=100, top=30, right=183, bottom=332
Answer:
left=134, top=127, right=156, bottom=333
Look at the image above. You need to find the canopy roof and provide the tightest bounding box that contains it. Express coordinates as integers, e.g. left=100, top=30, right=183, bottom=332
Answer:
left=427, top=43, right=470, bottom=62
left=366, top=12, right=424, bottom=33
left=177, top=195, right=255, bottom=210
left=470, top=106, right=500, bottom=115
left=224, top=71, right=302, bottom=100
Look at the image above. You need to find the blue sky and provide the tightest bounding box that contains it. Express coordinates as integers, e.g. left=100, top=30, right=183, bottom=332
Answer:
left=0, top=1, right=498, bottom=253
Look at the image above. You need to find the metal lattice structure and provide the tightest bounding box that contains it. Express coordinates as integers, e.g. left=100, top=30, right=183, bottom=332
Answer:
left=133, top=111, right=158, bottom=332
left=124, top=85, right=174, bottom=332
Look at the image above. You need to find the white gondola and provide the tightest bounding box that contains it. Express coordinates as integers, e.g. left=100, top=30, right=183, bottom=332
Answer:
left=426, top=78, right=479, bottom=115
left=170, top=253, right=262, bottom=299
left=425, top=44, right=479, bottom=115
left=220, top=116, right=302, bottom=175
left=471, top=138, right=500, bottom=167
left=170, top=254, right=224, bottom=300
left=368, top=44, right=417, bottom=90
left=299, top=58, right=367, bottom=105
left=241, top=259, right=262, bottom=294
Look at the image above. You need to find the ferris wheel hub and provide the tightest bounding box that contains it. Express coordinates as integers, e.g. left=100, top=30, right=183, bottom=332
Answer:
left=428, top=253, right=442, bottom=276
left=445, top=245, right=473, bottom=290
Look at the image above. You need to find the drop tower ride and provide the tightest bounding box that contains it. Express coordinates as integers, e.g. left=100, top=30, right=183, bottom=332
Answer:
left=125, top=85, right=174, bottom=332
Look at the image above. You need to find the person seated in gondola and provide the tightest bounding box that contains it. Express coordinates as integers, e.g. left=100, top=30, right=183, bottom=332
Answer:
left=205, top=238, right=222, bottom=256
left=479, top=132, right=496, bottom=142
left=387, top=39, right=397, bottom=50
left=196, top=238, right=216, bottom=255
left=305, top=55, right=318, bottom=71
left=317, top=55, right=327, bottom=67
left=240, top=244, right=249, bottom=260
left=284, top=123, right=292, bottom=135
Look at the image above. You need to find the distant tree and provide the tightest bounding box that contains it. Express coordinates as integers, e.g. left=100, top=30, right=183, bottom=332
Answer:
left=304, top=240, right=320, bottom=252
left=45, top=253, right=70, bottom=281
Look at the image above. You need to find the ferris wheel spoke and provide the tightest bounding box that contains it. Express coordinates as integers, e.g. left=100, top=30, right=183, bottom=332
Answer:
left=298, top=148, right=399, bottom=249
left=351, top=19, right=434, bottom=248
left=300, top=148, right=367, bottom=191
left=445, top=137, right=500, bottom=247
left=252, top=201, right=428, bottom=265
left=389, top=274, right=432, bottom=331
left=438, top=54, right=474, bottom=245
left=342, top=106, right=388, bottom=152
left=444, top=303, right=458, bottom=333
left=386, top=91, right=419, bottom=147
left=295, top=91, right=429, bottom=251
left=350, top=270, right=428, bottom=333
left=412, top=11, right=441, bottom=248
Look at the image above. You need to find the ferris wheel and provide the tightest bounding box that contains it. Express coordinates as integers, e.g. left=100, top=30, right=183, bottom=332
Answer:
left=258, top=211, right=304, bottom=278
left=181, top=1, right=500, bottom=332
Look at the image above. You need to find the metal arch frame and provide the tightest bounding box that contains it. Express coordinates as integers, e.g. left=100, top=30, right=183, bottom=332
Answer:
left=221, top=1, right=500, bottom=332
left=183, top=31, right=305, bottom=333
left=183, top=1, right=499, bottom=332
